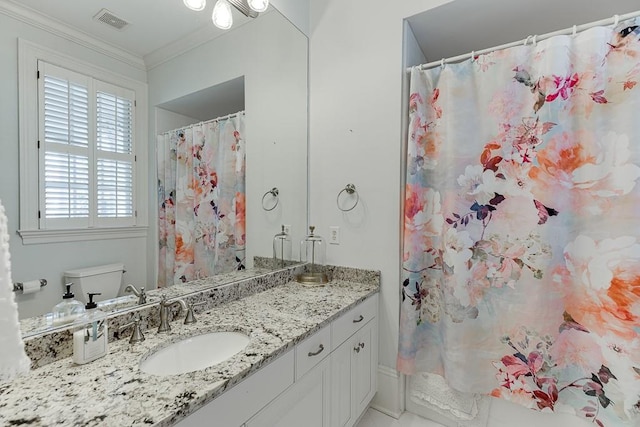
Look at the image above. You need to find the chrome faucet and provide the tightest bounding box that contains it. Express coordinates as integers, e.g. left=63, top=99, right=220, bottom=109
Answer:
left=124, top=284, right=147, bottom=305
left=157, top=296, right=187, bottom=333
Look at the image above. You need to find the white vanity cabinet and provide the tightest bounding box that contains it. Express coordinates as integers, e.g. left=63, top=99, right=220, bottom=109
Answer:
left=330, top=297, right=379, bottom=427
left=176, top=294, right=378, bottom=427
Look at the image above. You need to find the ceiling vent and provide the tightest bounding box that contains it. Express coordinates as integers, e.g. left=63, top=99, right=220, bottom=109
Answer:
left=93, top=9, right=130, bottom=31
left=228, top=0, right=259, bottom=19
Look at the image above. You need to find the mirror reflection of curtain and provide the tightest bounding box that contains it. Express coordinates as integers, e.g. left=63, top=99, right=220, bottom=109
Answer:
left=398, top=19, right=640, bottom=427
left=157, top=112, right=245, bottom=287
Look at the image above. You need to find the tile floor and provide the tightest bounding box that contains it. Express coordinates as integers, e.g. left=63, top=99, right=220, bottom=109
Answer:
left=355, top=408, right=446, bottom=427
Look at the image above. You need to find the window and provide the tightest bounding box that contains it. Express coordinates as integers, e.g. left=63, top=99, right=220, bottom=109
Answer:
left=18, top=40, right=148, bottom=244
left=39, top=62, right=136, bottom=228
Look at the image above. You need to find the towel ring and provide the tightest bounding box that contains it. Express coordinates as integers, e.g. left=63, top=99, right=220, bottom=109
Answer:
left=337, top=184, right=359, bottom=212
left=262, top=187, right=279, bottom=211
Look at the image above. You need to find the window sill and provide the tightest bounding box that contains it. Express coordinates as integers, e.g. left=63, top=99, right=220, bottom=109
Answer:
left=18, top=226, right=148, bottom=245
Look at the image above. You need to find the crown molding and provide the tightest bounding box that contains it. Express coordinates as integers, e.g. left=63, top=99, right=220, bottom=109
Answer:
left=144, top=11, right=265, bottom=70
left=0, top=0, right=146, bottom=71
left=144, top=23, right=222, bottom=71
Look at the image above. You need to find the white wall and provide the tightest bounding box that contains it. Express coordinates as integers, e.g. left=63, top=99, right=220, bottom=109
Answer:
left=308, top=0, right=453, bottom=416
left=147, top=10, right=308, bottom=282
left=0, top=11, right=149, bottom=319
left=272, top=0, right=310, bottom=36
left=155, top=109, right=199, bottom=135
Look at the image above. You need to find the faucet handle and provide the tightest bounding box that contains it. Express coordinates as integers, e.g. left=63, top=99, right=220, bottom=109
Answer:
left=138, top=287, right=146, bottom=304
left=184, top=301, right=206, bottom=324
left=119, top=316, right=145, bottom=344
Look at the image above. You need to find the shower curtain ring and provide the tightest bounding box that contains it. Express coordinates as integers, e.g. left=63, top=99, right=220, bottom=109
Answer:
left=470, top=51, right=475, bottom=62
left=532, top=35, right=537, bottom=45
left=524, top=35, right=532, bottom=46
left=572, top=25, right=577, bottom=37
left=337, top=184, right=359, bottom=212
left=614, top=14, right=620, bottom=26
left=440, top=58, right=445, bottom=69
left=262, top=187, right=279, bottom=211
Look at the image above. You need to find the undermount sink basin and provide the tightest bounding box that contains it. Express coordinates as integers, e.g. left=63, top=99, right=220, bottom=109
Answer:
left=140, top=331, right=250, bottom=376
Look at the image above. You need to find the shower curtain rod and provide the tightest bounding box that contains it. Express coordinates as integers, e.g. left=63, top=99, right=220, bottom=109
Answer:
left=408, top=9, right=640, bottom=72
left=161, top=110, right=245, bottom=136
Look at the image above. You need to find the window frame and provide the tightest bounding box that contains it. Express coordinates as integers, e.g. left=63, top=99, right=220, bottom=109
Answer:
left=18, top=39, right=148, bottom=244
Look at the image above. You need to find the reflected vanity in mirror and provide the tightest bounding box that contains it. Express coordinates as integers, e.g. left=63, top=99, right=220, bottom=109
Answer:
left=6, top=2, right=308, bottom=337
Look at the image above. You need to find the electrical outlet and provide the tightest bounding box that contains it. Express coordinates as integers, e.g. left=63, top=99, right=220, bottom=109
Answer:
left=329, top=226, right=340, bottom=245
left=283, top=224, right=291, bottom=235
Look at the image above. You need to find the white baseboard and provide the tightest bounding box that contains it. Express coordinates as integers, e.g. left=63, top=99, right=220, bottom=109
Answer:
left=370, top=365, right=404, bottom=419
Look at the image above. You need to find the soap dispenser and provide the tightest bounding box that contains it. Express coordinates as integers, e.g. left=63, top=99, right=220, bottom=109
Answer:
left=51, top=283, right=85, bottom=326
left=72, top=293, right=108, bottom=365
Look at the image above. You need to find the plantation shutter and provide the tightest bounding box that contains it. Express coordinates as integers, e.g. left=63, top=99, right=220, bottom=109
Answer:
left=95, top=81, right=135, bottom=226
left=37, top=61, right=136, bottom=229
left=38, top=61, right=91, bottom=229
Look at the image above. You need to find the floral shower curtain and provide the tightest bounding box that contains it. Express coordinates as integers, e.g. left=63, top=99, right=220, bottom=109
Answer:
left=398, top=20, right=640, bottom=426
left=157, top=113, right=246, bottom=287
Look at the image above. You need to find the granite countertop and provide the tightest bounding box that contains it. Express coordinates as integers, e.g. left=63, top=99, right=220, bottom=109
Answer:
left=1, top=278, right=378, bottom=426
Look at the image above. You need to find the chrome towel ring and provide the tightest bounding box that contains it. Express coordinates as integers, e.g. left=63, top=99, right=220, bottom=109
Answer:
left=337, top=184, right=359, bottom=212
left=262, top=187, right=279, bottom=211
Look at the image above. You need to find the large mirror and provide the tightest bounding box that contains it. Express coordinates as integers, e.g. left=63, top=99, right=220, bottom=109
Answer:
left=0, top=1, right=308, bottom=334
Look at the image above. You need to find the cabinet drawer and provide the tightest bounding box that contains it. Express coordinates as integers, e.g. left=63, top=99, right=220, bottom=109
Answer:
left=295, top=324, right=331, bottom=380
left=331, top=294, right=378, bottom=349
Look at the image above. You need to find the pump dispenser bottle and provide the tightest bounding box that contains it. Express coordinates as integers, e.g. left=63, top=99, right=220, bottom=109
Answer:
left=52, top=283, right=85, bottom=326
left=73, top=293, right=108, bottom=365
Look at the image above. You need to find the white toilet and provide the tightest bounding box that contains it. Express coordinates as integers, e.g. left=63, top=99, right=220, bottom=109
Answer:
left=64, top=263, right=125, bottom=303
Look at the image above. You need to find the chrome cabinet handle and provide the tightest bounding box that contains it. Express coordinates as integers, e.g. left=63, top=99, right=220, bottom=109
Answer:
left=353, top=315, right=364, bottom=323
left=308, top=344, right=325, bottom=357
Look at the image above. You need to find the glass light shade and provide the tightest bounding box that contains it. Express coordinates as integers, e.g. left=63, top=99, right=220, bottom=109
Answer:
left=247, top=0, right=269, bottom=13
left=212, top=0, right=233, bottom=30
left=183, top=0, right=206, bottom=11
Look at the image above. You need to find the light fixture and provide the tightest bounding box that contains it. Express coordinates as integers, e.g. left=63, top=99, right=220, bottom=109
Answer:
left=183, top=0, right=206, bottom=11
left=247, top=0, right=268, bottom=13
left=183, top=0, right=262, bottom=30
left=212, top=0, right=233, bottom=30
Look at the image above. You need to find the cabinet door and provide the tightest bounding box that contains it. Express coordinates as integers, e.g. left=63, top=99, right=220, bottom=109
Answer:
left=353, top=317, right=378, bottom=418
left=330, top=338, right=354, bottom=427
left=247, top=358, right=330, bottom=427
left=330, top=317, right=379, bottom=427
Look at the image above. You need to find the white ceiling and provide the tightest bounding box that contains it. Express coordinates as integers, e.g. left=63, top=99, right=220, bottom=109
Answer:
left=407, top=0, right=640, bottom=64
left=6, top=0, right=254, bottom=59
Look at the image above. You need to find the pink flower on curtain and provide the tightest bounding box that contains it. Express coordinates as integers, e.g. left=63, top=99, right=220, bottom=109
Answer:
left=404, top=184, right=443, bottom=234
left=542, top=73, right=580, bottom=102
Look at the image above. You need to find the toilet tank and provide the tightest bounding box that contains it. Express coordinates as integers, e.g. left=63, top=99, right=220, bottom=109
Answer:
left=64, top=263, right=125, bottom=303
